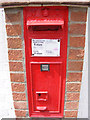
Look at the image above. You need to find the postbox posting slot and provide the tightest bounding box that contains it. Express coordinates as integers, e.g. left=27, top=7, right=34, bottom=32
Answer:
left=32, top=25, right=60, bottom=31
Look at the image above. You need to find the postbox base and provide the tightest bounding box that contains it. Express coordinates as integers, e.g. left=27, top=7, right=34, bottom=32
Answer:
left=30, top=115, right=63, bottom=118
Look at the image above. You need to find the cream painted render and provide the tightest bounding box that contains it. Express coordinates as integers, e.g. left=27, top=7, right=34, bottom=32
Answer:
left=77, top=8, right=88, bottom=118
left=0, top=8, right=15, bottom=119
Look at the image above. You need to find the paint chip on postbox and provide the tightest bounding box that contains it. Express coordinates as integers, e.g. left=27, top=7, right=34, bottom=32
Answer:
left=41, top=64, right=49, bottom=71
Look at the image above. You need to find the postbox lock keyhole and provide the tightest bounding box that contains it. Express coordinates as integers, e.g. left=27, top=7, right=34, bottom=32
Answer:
left=38, top=93, right=41, bottom=96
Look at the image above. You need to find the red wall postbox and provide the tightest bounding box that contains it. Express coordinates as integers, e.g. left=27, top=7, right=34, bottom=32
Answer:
left=24, top=6, right=68, bottom=118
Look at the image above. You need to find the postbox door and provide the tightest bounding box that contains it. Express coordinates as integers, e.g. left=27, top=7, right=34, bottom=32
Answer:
left=31, top=62, right=62, bottom=113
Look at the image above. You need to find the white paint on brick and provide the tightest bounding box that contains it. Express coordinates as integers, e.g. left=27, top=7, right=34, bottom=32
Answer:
left=77, top=8, right=88, bottom=118
left=0, top=8, right=16, bottom=119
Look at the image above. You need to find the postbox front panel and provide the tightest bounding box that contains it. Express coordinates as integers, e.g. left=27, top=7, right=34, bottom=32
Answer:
left=31, top=63, right=62, bottom=112
left=24, top=6, right=68, bottom=118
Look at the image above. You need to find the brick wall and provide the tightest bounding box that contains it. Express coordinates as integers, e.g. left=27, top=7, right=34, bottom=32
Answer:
left=64, top=7, right=87, bottom=118
left=5, top=7, right=87, bottom=118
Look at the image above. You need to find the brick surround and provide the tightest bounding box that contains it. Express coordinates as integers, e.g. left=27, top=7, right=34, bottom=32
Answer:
left=5, top=7, right=87, bottom=118
left=5, top=8, right=29, bottom=117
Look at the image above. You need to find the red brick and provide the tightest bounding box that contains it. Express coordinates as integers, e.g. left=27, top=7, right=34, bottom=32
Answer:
left=68, top=61, right=83, bottom=71
left=69, top=49, right=84, bottom=60
left=7, top=38, right=22, bottom=49
left=15, top=110, right=26, bottom=117
left=8, top=50, right=23, bottom=60
left=10, top=73, right=24, bottom=82
left=65, top=111, right=78, bottom=118
left=67, top=92, right=80, bottom=101
left=66, top=102, right=79, bottom=110
left=9, top=62, right=23, bottom=71
left=13, top=93, right=26, bottom=101
left=67, top=72, right=82, bottom=82
left=69, top=36, right=85, bottom=48
left=11, top=83, right=25, bottom=92
left=6, top=12, right=21, bottom=23
left=69, top=24, right=86, bottom=35
left=71, top=11, right=87, bottom=22
left=67, top=83, right=81, bottom=92
left=14, top=102, right=27, bottom=109
left=6, top=25, right=21, bottom=36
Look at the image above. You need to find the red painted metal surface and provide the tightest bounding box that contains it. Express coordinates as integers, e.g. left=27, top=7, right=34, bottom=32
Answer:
left=23, top=6, right=68, bottom=118
left=27, top=19, right=64, bottom=26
